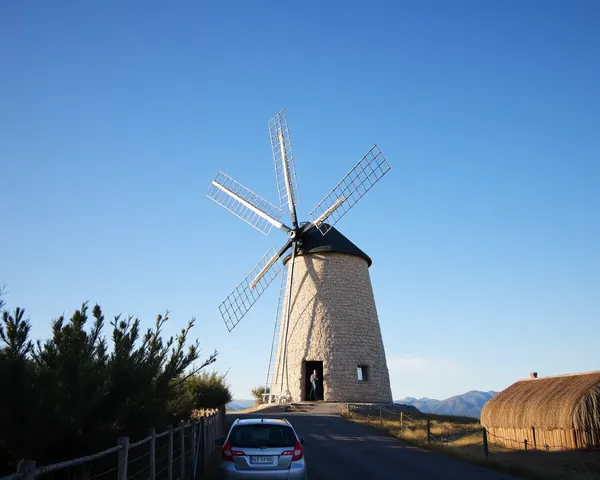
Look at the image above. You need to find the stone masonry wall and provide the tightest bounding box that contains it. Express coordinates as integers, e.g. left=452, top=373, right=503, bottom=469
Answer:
left=272, top=252, right=392, bottom=403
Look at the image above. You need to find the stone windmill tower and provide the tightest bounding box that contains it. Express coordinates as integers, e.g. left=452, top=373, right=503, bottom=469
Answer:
left=207, top=109, right=392, bottom=403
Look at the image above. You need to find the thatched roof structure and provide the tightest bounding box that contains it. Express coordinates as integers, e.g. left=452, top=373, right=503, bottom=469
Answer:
left=481, top=371, right=600, bottom=432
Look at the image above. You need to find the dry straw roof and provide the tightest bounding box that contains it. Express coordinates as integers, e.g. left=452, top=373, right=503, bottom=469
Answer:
left=481, top=371, right=600, bottom=431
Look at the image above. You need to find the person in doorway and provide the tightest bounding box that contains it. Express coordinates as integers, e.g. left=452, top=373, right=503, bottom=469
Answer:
left=309, top=369, right=320, bottom=401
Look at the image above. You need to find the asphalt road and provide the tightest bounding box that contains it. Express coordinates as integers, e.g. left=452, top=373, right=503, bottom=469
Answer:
left=228, top=411, right=520, bottom=480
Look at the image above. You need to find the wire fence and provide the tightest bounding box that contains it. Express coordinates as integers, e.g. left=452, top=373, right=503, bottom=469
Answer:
left=343, top=403, right=600, bottom=457
left=484, top=430, right=600, bottom=453
left=486, top=430, right=540, bottom=451
left=345, top=404, right=481, bottom=447
left=1, top=408, right=224, bottom=480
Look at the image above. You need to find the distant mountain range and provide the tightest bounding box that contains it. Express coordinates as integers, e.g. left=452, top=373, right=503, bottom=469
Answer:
left=395, top=390, right=498, bottom=419
left=227, top=390, right=497, bottom=418
left=227, top=399, right=255, bottom=411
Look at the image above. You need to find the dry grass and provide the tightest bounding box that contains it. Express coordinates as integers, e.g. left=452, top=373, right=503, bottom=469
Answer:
left=191, top=407, right=220, bottom=417
left=345, top=411, right=600, bottom=480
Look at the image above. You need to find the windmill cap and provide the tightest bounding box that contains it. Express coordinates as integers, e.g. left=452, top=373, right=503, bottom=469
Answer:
left=283, top=223, right=372, bottom=267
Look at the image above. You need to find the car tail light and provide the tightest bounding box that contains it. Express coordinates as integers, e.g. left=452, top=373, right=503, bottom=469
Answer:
left=282, top=440, right=303, bottom=461
left=221, top=440, right=244, bottom=461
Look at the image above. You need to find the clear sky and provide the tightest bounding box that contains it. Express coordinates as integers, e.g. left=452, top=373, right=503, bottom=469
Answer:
left=1, top=1, right=599, bottom=401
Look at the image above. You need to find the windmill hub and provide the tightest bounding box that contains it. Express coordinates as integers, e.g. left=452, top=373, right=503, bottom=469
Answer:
left=206, top=109, right=392, bottom=404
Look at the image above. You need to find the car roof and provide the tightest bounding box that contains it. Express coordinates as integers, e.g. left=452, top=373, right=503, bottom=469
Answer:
left=233, top=418, right=291, bottom=427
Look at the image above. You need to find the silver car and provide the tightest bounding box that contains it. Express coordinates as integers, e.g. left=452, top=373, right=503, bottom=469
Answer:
left=216, top=417, right=307, bottom=479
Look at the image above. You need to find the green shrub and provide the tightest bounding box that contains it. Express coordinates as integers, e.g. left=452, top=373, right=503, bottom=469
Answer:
left=0, top=298, right=218, bottom=475
left=251, top=385, right=270, bottom=405
left=170, top=370, right=233, bottom=416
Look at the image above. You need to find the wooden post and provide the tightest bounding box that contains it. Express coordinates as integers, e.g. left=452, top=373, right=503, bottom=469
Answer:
left=524, top=438, right=528, bottom=451
left=219, top=405, right=226, bottom=435
left=191, top=419, right=197, bottom=478
left=531, top=426, right=537, bottom=449
left=482, top=428, right=489, bottom=459
left=426, top=419, right=431, bottom=444
left=167, top=425, right=174, bottom=480
left=200, top=417, right=205, bottom=473
left=117, top=437, right=129, bottom=480
left=207, top=415, right=211, bottom=466
left=380, top=406, right=383, bottom=425
left=210, top=415, right=214, bottom=456
left=191, top=419, right=197, bottom=458
left=149, top=429, right=156, bottom=480
left=180, top=422, right=186, bottom=480
left=17, top=460, right=36, bottom=480
left=400, top=412, right=403, bottom=431
left=209, top=415, right=214, bottom=456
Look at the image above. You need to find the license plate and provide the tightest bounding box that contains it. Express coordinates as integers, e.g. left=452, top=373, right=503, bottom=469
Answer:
left=250, top=455, right=274, bottom=464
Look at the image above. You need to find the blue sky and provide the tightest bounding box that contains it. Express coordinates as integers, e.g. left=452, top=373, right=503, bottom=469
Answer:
left=1, top=1, right=599, bottom=401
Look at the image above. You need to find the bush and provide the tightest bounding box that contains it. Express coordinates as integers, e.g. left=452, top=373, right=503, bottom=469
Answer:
left=251, top=385, right=269, bottom=405
left=0, top=298, right=218, bottom=475
left=170, top=370, right=233, bottom=416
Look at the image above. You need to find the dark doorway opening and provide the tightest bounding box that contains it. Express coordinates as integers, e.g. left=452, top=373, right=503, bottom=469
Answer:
left=303, top=361, right=323, bottom=401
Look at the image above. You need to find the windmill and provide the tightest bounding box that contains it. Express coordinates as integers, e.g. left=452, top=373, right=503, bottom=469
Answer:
left=207, top=109, right=393, bottom=403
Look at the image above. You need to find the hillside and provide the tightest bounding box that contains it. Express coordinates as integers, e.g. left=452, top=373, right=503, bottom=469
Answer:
left=395, top=390, right=498, bottom=418
left=227, top=399, right=255, bottom=411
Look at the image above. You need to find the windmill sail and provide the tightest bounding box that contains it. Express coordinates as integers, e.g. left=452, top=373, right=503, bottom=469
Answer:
left=218, top=246, right=285, bottom=332
left=269, top=109, right=301, bottom=214
left=249, top=239, right=293, bottom=289
left=309, top=145, right=390, bottom=235
left=207, top=171, right=290, bottom=235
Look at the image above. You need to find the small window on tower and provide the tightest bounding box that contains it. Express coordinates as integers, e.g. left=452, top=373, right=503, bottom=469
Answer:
left=357, top=365, right=369, bottom=382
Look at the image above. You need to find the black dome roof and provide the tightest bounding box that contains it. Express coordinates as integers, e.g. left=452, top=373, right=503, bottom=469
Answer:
left=283, top=223, right=372, bottom=267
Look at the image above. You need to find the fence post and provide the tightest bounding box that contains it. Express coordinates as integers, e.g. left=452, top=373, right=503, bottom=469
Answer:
left=531, top=426, right=536, bottom=449
left=168, top=425, right=174, bottom=480
left=380, top=406, right=383, bottom=425
left=200, top=416, right=206, bottom=473
left=17, top=460, right=36, bottom=480
left=426, top=419, right=431, bottom=444
left=400, top=412, right=403, bottom=431
left=209, top=414, right=214, bottom=457
left=210, top=415, right=214, bottom=457
left=524, top=438, right=528, bottom=451
left=219, top=405, right=226, bottom=435
left=191, top=419, right=197, bottom=455
left=191, top=419, right=197, bottom=478
left=482, top=428, right=489, bottom=459
left=117, top=437, right=129, bottom=480
left=180, top=422, right=186, bottom=480
left=149, top=429, right=156, bottom=480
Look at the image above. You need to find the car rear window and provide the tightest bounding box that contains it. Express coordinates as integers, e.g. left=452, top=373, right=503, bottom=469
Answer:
left=230, top=424, right=296, bottom=448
